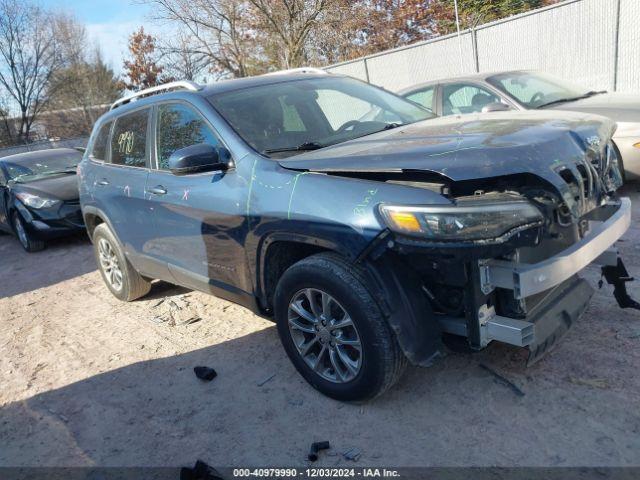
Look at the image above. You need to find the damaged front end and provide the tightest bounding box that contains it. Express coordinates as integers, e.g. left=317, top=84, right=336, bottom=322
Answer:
left=372, top=141, right=633, bottom=365
left=281, top=111, right=635, bottom=365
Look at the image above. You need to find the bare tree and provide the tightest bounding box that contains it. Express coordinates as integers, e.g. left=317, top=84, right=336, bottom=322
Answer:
left=143, top=0, right=264, bottom=78
left=0, top=0, right=62, bottom=143
left=0, top=93, right=14, bottom=146
left=44, top=15, right=121, bottom=137
left=248, top=0, right=350, bottom=69
left=143, top=0, right=362, bottom=76
left=158, top=32, right=211, bottom=82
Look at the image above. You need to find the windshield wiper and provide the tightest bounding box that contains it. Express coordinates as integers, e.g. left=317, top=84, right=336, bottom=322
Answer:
left=264, top=142, right=325, bottom=154
left=348, top=122, right=405, bottom=142
left=264, top=124, right=403, bottom=155
left=42, top=168, right=77, bottom=175
left=538, top=90, right=606, bottom=108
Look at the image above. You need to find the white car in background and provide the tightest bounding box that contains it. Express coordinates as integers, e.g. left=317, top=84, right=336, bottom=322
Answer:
left=399, top=70, right=640, bottom=181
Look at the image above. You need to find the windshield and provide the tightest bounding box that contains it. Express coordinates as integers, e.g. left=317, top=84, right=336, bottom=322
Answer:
left=2, top=151, right=81, bottom=183
left=487, top=71, right=596, bottom=108
left=209, top=76, right=435, bottom=157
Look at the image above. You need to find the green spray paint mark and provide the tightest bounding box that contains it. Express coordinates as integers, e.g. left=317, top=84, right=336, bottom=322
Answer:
left=245, top=158, right=258, bottom=217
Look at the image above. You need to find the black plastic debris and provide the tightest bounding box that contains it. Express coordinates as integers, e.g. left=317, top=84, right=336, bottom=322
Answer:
left=257, top=373, right=276, bottom=387
left=308, top=441, right=330, bottom=461
left=181, top=459, right=224, bottom=480
left=600, top=258, right=640, bottom=310
left=194, top=366, right=217, bottom=382
left=343, top=447, right=362, bottom=461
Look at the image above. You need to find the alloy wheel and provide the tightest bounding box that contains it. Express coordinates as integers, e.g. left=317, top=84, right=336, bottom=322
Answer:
left=98, top=238, right=123, bottom=291
left=287, top=288, right=362, bottom=383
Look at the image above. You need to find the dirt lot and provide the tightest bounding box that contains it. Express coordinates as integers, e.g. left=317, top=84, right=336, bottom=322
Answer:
left=1, top=185, right=640, bottom=468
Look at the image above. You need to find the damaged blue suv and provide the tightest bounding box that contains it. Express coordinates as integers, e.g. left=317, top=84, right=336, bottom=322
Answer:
left=80, top=72, right=635, bottom=400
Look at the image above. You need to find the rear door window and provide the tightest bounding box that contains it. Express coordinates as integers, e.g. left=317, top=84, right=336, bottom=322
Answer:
left=155, top=103, right=221, bottom=170
left=90, top=121, right=112, bottom=161
left=111, top=109, right=150, bottom=168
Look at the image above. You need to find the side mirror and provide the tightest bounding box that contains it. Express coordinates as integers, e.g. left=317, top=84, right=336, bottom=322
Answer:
left=168, top=144, right=229, bottom=175
left=482, top=102, right=511, bottom=113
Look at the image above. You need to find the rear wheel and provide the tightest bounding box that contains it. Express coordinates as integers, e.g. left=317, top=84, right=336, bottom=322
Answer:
left=12, top=212, right=44, bottom=252
left=274, top=252, right=407, bottom=401
left=93, top=223, right=151, bottom=301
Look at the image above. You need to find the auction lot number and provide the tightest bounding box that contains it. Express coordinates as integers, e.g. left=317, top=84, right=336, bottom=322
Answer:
left=233, top=468, right=400, bottom=478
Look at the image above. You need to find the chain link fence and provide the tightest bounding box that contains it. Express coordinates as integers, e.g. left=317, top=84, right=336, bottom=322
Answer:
left=326, top=0, right=638, bottom=93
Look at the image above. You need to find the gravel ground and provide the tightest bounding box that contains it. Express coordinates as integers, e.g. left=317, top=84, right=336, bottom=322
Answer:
left=1, top=185, right=639, bottom=468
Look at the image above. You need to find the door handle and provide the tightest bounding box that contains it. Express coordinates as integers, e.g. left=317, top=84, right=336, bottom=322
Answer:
left=147, top=185, right=167, bottom=195
left=97, top=179, right=110, bottom=186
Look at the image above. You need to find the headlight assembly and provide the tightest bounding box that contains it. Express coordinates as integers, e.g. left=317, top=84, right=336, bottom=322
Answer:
left=379, top=199, right=543, bottom=243
left=15, top=192, right=61, bottom=209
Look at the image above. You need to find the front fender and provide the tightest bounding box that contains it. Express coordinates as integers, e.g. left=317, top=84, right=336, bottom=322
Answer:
left=363, top=250, right=444, bottom=366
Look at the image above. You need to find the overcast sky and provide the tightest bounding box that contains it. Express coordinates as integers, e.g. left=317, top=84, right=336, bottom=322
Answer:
left=42, top=0, right=160, bottom=73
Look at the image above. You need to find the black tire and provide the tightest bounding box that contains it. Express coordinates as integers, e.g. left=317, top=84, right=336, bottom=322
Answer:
left=92, top=223, right=151, bottom=301
left=12, top=212, right=45, bottom=252
left=274, top=252, right=407, bottom=401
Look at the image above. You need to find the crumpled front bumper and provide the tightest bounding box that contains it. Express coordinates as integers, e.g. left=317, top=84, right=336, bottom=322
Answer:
left=481, top=197, right=631, bottom=299
left=468, top=198, right=632, bottom=362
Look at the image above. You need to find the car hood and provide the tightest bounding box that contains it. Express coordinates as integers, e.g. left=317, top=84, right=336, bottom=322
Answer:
left=279, top=110, right=616, bottom=217
left=10, top=173, right=79, bottom=202
left=544, top=92, right=640, bottom=124
left=280, top=110, right=614, bottom=179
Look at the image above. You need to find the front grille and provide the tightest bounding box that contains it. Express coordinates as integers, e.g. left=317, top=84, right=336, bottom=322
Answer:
left=557, top=155, right=602, bottom=217
left=575, top=164, right=591, bottom=198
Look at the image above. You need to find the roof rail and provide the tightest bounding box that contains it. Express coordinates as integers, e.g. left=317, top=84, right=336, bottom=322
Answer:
left=263, top=67, right=329, bottom=76
left=111, top=80, right=203, bottom=110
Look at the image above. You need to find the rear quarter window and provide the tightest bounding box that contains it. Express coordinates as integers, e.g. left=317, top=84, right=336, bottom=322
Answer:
left=90, top=121, right=112, bottom=161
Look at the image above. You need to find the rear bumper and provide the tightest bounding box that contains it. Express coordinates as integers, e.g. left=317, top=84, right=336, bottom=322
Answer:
left=481, top=197, right=631, bottom=299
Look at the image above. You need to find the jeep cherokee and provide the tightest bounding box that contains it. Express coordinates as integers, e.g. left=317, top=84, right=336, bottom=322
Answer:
left=79, top=72, right=635, bottom=401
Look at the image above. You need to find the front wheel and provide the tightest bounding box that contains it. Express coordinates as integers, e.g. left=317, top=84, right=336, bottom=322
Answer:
left=92, top=223, right=151, bottom=301
left=274, top=253, right=407, bottom=401
left=12, top=212, right=44, bottom=252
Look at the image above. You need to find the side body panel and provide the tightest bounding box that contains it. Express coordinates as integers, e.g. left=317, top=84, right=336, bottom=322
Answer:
left=145, top=167, right=251, bottom=301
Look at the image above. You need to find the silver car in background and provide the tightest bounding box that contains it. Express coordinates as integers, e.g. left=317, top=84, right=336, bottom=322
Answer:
left=398, top=70, right=640, bottom=181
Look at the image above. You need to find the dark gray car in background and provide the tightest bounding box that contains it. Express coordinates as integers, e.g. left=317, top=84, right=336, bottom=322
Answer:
left=0, top=148, right=84, bottom=252
left=399, top=70, right=640, bottom=181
